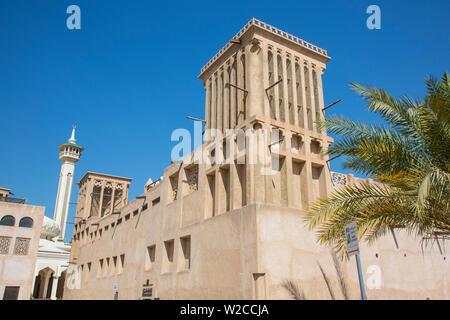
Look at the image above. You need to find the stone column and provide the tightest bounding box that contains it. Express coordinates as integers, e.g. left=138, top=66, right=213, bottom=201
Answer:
left=273, top=50, right=280, bottom=121
left=262, top=43, right=270, bottom=118
left=42, top=272, right=52, bottom=298
left=217, top=69, right=223, bottom=133
left=223, top=64, right=230, bottom=131
left=245, top=129, right=255, bottom=203
left=230, top=56, right=237, bottom=129
left=307, top=62, right=317, bottom=132
left=316, top=67, right=326, bottom=133
left=281, top=51, right=290, bottom=124
left=300, top=60, right=309, bottom=130
left=205, top=78, right=211, bottom=142
left=253, top=122, right=267, bottom=203
left=237, top=50, right=245, bottom=124
left=246, top=38, right=264, bottom=118
left=98, top=181, right=105, bottom=217
left=214, top=167, right=220, bottom=216
left=50, top=275, right=59, bottom=300
left=291, top=57, right=299, bottom=127
left=285, top=132, right=294, bottom=207
left=211, top=73, right=217, bottom=132
left=110, top=183, right=116, bottom=215
left=304, top=138, right=314, bottom=205
left=37, top=275, right=45, bottom=298
left=84, top=179, right=93, bottom=219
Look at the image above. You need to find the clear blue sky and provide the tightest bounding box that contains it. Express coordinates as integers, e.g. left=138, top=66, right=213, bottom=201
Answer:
left=1, top=0, right=448, bottom=242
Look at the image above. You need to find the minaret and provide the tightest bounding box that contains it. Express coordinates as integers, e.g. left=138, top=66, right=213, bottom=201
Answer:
left=53, top=125, right=84, bottom=242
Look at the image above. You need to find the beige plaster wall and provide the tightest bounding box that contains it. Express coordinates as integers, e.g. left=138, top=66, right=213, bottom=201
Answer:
left=0, top=202, right=44, bottom=299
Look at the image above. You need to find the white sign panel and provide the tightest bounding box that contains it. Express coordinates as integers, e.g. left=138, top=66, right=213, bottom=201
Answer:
left=344, top=221, right=360, bottom=256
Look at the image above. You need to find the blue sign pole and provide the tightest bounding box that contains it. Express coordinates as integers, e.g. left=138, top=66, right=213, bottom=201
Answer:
left=355, top=252, right=367, bottom=300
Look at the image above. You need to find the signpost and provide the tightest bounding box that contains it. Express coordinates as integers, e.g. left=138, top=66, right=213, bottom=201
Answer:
left=113, top=283, right=119, bottom=300
left=344, top=222, right=367, bottom=300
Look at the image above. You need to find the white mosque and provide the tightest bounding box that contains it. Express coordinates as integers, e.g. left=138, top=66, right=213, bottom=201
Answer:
left=31, top=126, right=84, bottom=299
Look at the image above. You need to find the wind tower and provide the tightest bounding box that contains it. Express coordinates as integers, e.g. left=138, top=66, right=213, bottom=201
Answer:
left=53, top=125, right=84, bottom=242
left=199, top=18, right=334, bottom=207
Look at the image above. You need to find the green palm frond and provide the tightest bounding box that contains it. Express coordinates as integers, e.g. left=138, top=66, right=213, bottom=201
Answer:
left=306, top=72, right=450, bottom=259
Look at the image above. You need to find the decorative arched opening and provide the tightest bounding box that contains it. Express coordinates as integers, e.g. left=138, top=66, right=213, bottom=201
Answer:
left=19, top=217, right=33, bottom=228
left=0, top=215, right=15, bottom=226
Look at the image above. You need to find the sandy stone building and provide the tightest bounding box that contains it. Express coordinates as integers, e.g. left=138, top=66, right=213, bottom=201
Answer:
left=64, top=18, right=448, bottom=300
left=0, top=188, right=44, bottom=300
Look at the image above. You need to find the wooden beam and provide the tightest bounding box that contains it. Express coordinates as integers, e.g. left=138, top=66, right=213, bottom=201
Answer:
left=322, top=99, right=341, bottom=111
left=186, top=116, right=206, bottom=123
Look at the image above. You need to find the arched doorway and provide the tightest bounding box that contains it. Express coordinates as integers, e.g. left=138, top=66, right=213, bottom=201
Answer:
left=32, top=267, right=55, bottom=299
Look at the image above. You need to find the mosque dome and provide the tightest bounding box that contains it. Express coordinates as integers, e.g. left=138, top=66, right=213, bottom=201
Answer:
left=40, top=216, right=60, bottom=239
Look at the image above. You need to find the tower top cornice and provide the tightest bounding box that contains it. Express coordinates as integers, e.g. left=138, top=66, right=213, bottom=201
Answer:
left=198, top=17, right=330, bottom=78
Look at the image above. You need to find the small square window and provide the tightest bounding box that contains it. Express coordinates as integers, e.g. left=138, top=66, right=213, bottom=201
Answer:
left=152, top=197, right=160, bottom=206
left=13, top=238, right=30, bottom=255
left=125, top=214, right=130, bottom=221
left=142, top=203, right=148, bottom=211
left=133, top=209, right=139, bottom=216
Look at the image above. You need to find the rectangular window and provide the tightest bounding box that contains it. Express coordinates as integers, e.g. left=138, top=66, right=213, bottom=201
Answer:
left=142, top=203, right=148, bottom=211
left=125, top=214, right=130, bottom=221
left=152, top=197, right=160, bottom=206
left=145, top=245, right=156, bottom=271
left=117, top=218, right=122, bottom=225
left=253, top=273, right=266, bottom=300
left=183, top=165, right=199, bottom=196
left=0, top=236, right=11, bottom=255
left=312, top=164, right=326, bottom=201
left=162, top=240, right=174, bottom=273
left=179, top=236, right=191, bottom=271
left=13, top=238, right=30, bottom=255
left=2, top=286, right=20, bottom=300
left=104, top=225, right=109, bottom=231
left=133, top=209, right=139, bottom=216
left=169, top=173, right=179, bottom=202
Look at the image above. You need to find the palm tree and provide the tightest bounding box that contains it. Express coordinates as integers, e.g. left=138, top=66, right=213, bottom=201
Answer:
left=304, top=72, right=450, bottom=258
